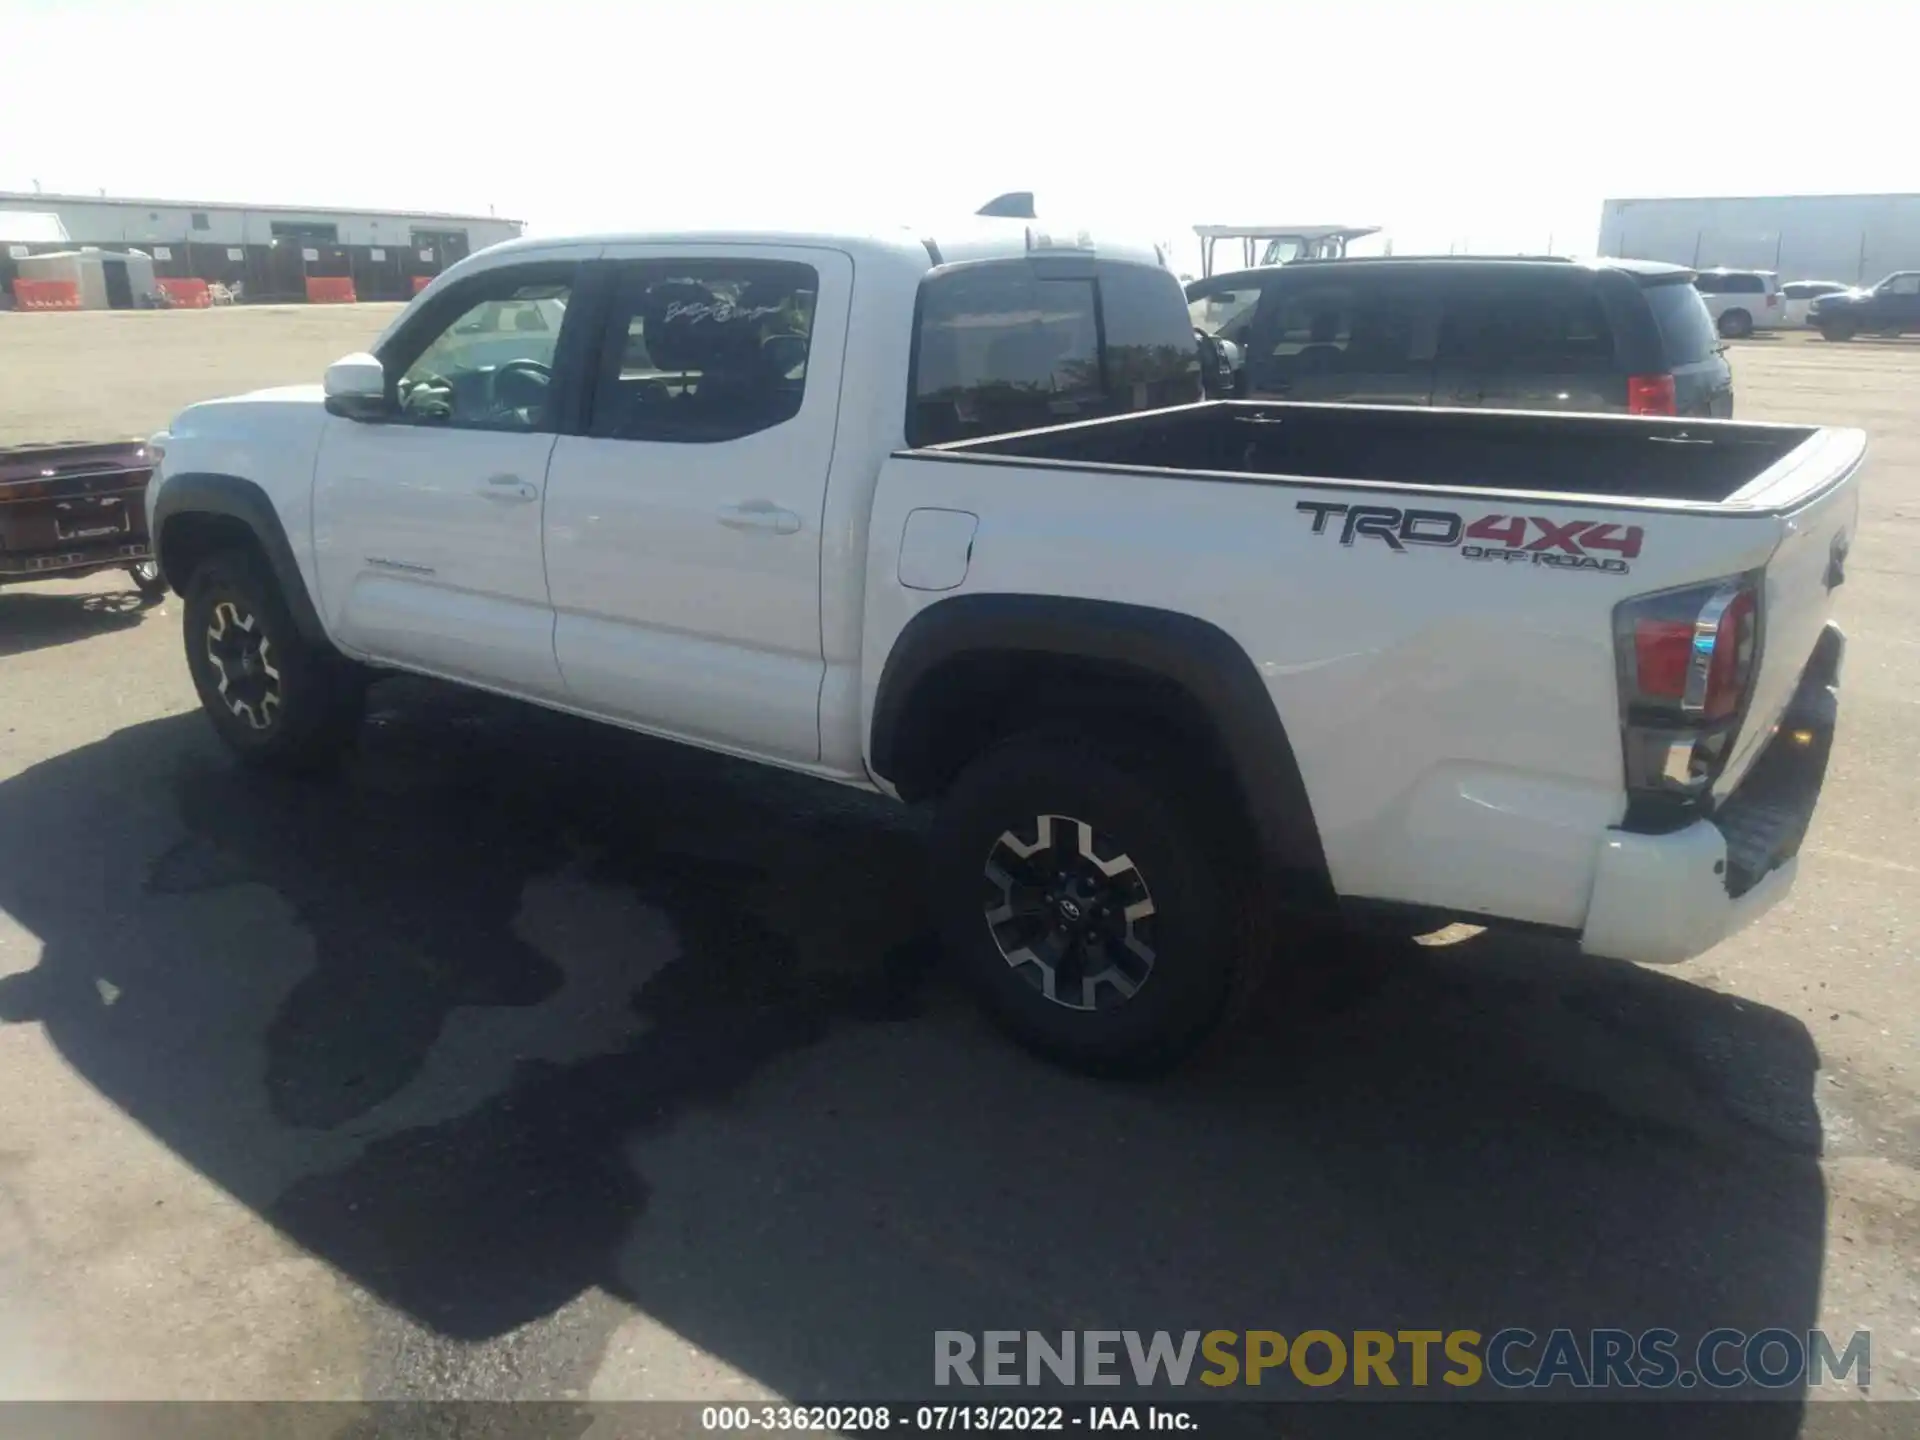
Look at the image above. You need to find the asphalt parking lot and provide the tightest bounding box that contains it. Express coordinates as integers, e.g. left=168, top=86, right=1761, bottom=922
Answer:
left=0, top=312, right=1915, bottom=1429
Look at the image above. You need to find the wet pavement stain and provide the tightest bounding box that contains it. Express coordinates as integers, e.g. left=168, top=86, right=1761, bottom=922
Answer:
left=131, top=681, right=936, bottom=1377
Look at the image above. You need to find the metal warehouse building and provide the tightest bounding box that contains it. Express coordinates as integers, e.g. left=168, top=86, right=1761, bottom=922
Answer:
left=1598, top=194, right=1920, bottom=286
left=0, top=192, right=523, bottom=304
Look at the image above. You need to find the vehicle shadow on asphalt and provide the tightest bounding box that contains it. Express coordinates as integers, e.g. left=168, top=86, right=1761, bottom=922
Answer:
left=0, top=586, right=155, bottom=659
left=0, top=686, right=1824, bottom=1433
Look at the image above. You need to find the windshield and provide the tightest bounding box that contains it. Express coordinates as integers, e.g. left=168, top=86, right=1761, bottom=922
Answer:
left=1259, top=238, right=1309, bottom=266
left=1188, top=283, right=1263, bottom=340
left=450, top=297, right=566, bottom=337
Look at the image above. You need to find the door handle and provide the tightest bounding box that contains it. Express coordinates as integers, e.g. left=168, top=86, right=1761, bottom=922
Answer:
left=718, top=500, right=803, bottom=535
left=479, top=475, right=538, bottom=503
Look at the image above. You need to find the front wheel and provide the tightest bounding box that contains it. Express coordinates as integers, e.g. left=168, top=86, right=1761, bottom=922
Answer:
left=928, top=734, right=1262, bottom=1076
left=182, top=546, right=361, bottom=772
left=1820, top=321, right=1857, bottom=342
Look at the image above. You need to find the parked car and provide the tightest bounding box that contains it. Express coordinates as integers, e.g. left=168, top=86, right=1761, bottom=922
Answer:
left=1780, top=279, right=1850, bottom=328
left=1185, top=256, right=1734, bottom=417
left=1691, top=269, right=1783, bottom=339
left=0, top=439, right=167, bottom=598
left=146, top=223, right=1861, bottom=1074
left=1809, top=271, right=1920, bottom=340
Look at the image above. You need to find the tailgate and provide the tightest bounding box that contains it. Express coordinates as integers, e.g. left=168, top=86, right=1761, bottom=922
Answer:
left=0, top=440, right=154, bottom=553
left=1713, top=427, right=1865, bottom=800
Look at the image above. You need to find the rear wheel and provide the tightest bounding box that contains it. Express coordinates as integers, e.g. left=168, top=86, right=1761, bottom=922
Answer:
left=1718, top=309, right=1753, bottom=340
left=928, top=733, right=1263, bottom=1076
left=182, top=546, right=362, bottom=772
left=127, top=560, right=168, bottom=602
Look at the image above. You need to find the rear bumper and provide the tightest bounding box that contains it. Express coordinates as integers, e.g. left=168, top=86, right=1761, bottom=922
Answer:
left=0, top=540, right=152, bottom=582
left=1580, top=624, right=1842, bottom=966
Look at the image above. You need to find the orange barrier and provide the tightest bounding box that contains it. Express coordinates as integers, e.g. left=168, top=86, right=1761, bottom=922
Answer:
left=411, top=275, right=434, bottom=295
left=305, top=276, right=358, bottom=304
left=157, top=277, right=212, bottom=308
left=12, top=279, right=81, bottom=311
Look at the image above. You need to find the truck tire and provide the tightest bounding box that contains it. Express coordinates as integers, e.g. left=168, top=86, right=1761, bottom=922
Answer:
left=1820, top=321, right=1856, bottom=342
left=1718, top=309, right=1753, bottom=340
left=928, top=732, right=1263, bottom=1076
left=182, top=545, right=361, bottom=773
left=128, top=561, right=168, bottom=603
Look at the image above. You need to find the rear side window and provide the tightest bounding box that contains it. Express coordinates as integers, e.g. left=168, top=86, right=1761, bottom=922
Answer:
left=1261, top=282, right=1426, bottom=374
left=589, top=259, right=817, bottom=443
left=909, top=260, right=1200, bottom=446
left=1695, top=272, right=1766, bottom=295
left=1437, top=278, right=1614, bottom=373
left=1642, top=279, right=1721, bottom=365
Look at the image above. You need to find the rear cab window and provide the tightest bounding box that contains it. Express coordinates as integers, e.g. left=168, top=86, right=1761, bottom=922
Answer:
left=909, top=260, right=1200, bottom=446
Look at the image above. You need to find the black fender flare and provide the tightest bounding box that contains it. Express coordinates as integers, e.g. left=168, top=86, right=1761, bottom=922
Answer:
left=869, top=594, right=1330, bottom=890
left=151, top=471, right=329, bottom=645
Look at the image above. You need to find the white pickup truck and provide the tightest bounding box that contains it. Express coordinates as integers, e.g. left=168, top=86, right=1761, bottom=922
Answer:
left=146, top=221, right=1863, bottom=1073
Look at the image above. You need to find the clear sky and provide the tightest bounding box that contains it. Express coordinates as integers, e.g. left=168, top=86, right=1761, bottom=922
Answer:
left=0, top=0, right=1907, bottom=275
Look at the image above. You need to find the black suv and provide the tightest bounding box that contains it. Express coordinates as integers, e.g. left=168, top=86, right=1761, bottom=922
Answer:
left=1185, top=256, right=1733, bottom=418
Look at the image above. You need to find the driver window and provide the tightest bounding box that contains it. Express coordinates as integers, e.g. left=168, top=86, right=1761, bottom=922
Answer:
left=395, top=273, right=574, bottom=431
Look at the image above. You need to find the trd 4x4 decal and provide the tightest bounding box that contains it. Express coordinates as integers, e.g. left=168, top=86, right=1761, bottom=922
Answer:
left=1295, top=501, right=1642, bottom=575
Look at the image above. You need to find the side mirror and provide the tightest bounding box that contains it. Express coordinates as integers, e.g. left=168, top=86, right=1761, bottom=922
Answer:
left=323, top=353, right=391, bottom=421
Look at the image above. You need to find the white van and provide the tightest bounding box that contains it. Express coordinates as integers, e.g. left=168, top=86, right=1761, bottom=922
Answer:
left=1691, top=269, right=1782, bottom=339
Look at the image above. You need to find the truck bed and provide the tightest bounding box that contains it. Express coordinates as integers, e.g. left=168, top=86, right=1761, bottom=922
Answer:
left=926, top=400, right=1824, bottom=508
left=872, top=394, right=1863, bottom=945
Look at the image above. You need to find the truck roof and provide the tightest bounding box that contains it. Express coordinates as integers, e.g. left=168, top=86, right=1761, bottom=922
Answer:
left=470, top=220, right=1169, bottom=273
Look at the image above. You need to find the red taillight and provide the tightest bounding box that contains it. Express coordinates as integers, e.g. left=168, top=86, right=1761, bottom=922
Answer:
left=1632, top=587, right=1756, bottom=720
left=1627, top=373, right=1677, bottom=416
left=1765, top=293, right=1779, bottom=308
left=1700, top=588, right=1757, bottom=719
left=1633, top=618, right=1696, bottom=701
left=1615, top=576, right=1762, bottom=799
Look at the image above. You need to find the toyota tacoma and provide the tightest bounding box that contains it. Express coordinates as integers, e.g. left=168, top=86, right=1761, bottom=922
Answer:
left=144, top=222, right=1863, bottom=1073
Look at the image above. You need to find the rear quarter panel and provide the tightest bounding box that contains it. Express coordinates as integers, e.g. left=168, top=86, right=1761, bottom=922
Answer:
left=1712, top=429, right=1865, bottom=799
left=865, top=456, right=1788, bottom=928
